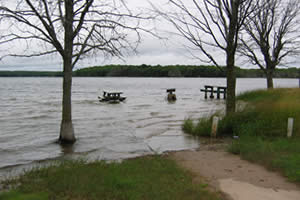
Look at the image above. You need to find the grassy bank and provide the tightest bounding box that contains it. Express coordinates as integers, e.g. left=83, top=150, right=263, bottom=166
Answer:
left=183, top=88, right=300, bottom=182
left=0, top=156, right=222, bottom=200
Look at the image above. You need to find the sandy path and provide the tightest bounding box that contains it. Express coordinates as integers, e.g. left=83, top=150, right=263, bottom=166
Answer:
left=169, top=142, right=300, bottom=200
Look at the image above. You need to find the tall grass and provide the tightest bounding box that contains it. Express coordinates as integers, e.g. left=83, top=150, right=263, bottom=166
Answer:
left=183, top=88, right=300, bottom=183
left=183, top=88, right=300, bottom=138
left=182, top=118, right=212, bottom=137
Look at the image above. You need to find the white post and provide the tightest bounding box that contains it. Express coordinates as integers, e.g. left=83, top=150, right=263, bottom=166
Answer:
left=287, top=118, right=294, bottom=138
left=211, top=116, right=219, bottom=138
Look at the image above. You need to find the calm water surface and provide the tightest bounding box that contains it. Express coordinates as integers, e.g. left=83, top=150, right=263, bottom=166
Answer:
left=0, top=77, right=298, bottom=176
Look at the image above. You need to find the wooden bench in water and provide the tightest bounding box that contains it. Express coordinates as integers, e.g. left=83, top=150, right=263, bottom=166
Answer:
left=200, top=85, right=227, bottom=99
left=98, top=91, right=126, bottom=103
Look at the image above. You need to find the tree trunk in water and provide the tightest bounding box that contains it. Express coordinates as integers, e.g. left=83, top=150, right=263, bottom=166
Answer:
left=266, top=70, right=274, bottom=89
left=59, top=65, right=75, bottom=144
left=226, top=57, right=236, bottom=115
left=225, top=0, right=238, bottom=115
left=59, top=0, right=75, bottom=144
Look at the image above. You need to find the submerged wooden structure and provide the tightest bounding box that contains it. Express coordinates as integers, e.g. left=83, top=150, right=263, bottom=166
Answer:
left=98, top=91, right=126, bottom=103
left=200, top=85, right=227, bottom=99
left=166, top=88, right=177, bottom=101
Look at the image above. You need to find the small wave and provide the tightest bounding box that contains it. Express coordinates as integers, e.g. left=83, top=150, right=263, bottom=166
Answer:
left=40, top=102, right=61, bottom=107
left=0, top=155, right=62, bottom=171
left=181, top=97, right=192, bottom=100
left=150, top=112, right=159, bottom=116
left=0, top=161, right=32, bottom=170
left=156, top=115, right=174, bottom=119
left=144, top=130, right=168, bottom=139
left=8, top=97, right=17, bottom=101
left=45, top=109, right=60, bottom=113
left=98, top=117, right=115, bottom=121
left=132, top=104, right=152, bottom=108
left=26, top=114, right=50, bottom=120
left=135, top=114, right=175, bottom=124
left=137, top=121, right=167, bottom=129
left=0, top=148, right=15, bottom=153
left=76, top=100, right=99, bottom=105
left=126, top=119, right=135, bottom=123
left=72, top=91, right=92, bottom=94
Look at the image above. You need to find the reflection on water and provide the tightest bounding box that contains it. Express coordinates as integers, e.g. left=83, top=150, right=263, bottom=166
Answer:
left=0, top=77, right=298, bottom=177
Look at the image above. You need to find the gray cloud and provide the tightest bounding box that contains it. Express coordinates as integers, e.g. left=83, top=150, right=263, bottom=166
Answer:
left=0, top=0, right=298, bottom=71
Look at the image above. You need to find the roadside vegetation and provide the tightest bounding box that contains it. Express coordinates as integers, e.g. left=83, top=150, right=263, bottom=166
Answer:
left=0, top=156, right=222, bottom=200
left=183, top=88, right=300, bottom=182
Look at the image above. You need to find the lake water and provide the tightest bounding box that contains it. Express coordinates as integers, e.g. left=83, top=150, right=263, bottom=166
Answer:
left=0, top=77, right=298, bottom=177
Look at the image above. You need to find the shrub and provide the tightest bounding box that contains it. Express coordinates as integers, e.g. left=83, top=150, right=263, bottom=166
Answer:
left=182, top=117, right=213, bottom=137
left=193, top=118, right=212, bottom=137
left=182, top=119, right=194, bottom=134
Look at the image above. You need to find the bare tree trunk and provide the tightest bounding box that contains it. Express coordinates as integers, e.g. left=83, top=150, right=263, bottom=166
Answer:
left=160, top=0, right=255, bottom=115
left=59, top=63, right=75, bottom=143
left=225, top=0, right=238, bottom=114
left=266, top=70, right=274, bottom=89
left=239, top=0, right=300, bottom=88
left=1, top=0, right=152, bottom=145
left=59, top=0, right=75, bottom=144
left=226, top=55, right=236, bottom=114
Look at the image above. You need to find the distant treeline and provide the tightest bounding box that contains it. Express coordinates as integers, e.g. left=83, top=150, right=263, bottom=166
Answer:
left=0, top=71, right=62, bottom=77
left=1, top=65, right=299, bottom=78
left=74, top=65, right=300, bottom=78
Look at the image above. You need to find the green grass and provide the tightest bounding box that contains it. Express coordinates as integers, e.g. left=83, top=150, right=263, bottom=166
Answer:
left=183, top=88, right=300, bottom=183
left=229, top=136, right=300, bottom=182
left=236, top=89, right=283, bottom=102
left=0, top=156, right=222, bottom=200
left=0, top=191, right=48, bottom=200
left=184, top=88, right=300, bottom=138
left=182, top=118, right=212, bottom=137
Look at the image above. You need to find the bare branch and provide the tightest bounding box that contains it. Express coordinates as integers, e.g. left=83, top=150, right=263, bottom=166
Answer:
left=156, top=0, right=254, bottom=68
left=7, top=50, right=58, bottom=58
left=240, top=0, right=300, bottom=71
left=154, top=0, right=256, bottom=114
left=0, top=0, right=156, bottom=67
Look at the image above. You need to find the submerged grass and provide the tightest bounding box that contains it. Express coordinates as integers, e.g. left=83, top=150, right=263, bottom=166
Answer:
left=183, top=88, right=300, bottom=183
left=182, top=118, right=211, bottom=137
left=0, top=156, right=221, bottom=200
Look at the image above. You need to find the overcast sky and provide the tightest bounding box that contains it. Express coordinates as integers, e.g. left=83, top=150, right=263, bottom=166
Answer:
left=0, top=0, right=298, bottom=71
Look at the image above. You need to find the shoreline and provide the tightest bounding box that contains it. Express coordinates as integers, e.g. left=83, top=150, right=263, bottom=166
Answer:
left=2, top=138, right=300, bottom=200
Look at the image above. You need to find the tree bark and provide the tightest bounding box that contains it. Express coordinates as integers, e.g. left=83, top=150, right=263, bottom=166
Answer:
left=59, top=0, right=75, bottom=144
left=226, top=55, right=236, bottom=114
left=266, top=70, right=274, bottom=89
left=225, top=0, right=238, bottom=115
left=59, top=67, right=75, bottom=143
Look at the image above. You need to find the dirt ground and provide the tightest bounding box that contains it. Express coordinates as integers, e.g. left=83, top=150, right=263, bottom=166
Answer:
left=168, top=139, right=300, bottom=200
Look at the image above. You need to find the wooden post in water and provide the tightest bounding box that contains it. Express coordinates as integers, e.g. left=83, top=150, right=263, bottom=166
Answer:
left=166, top=88, right=176, bottom=101
left=287, top=118, right=294, bottom=138
left=211, top=116, right=219, bottom=138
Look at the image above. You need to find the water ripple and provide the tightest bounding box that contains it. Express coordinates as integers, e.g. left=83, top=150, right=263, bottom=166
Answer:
left=0, top=77, right=297, bottom=172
